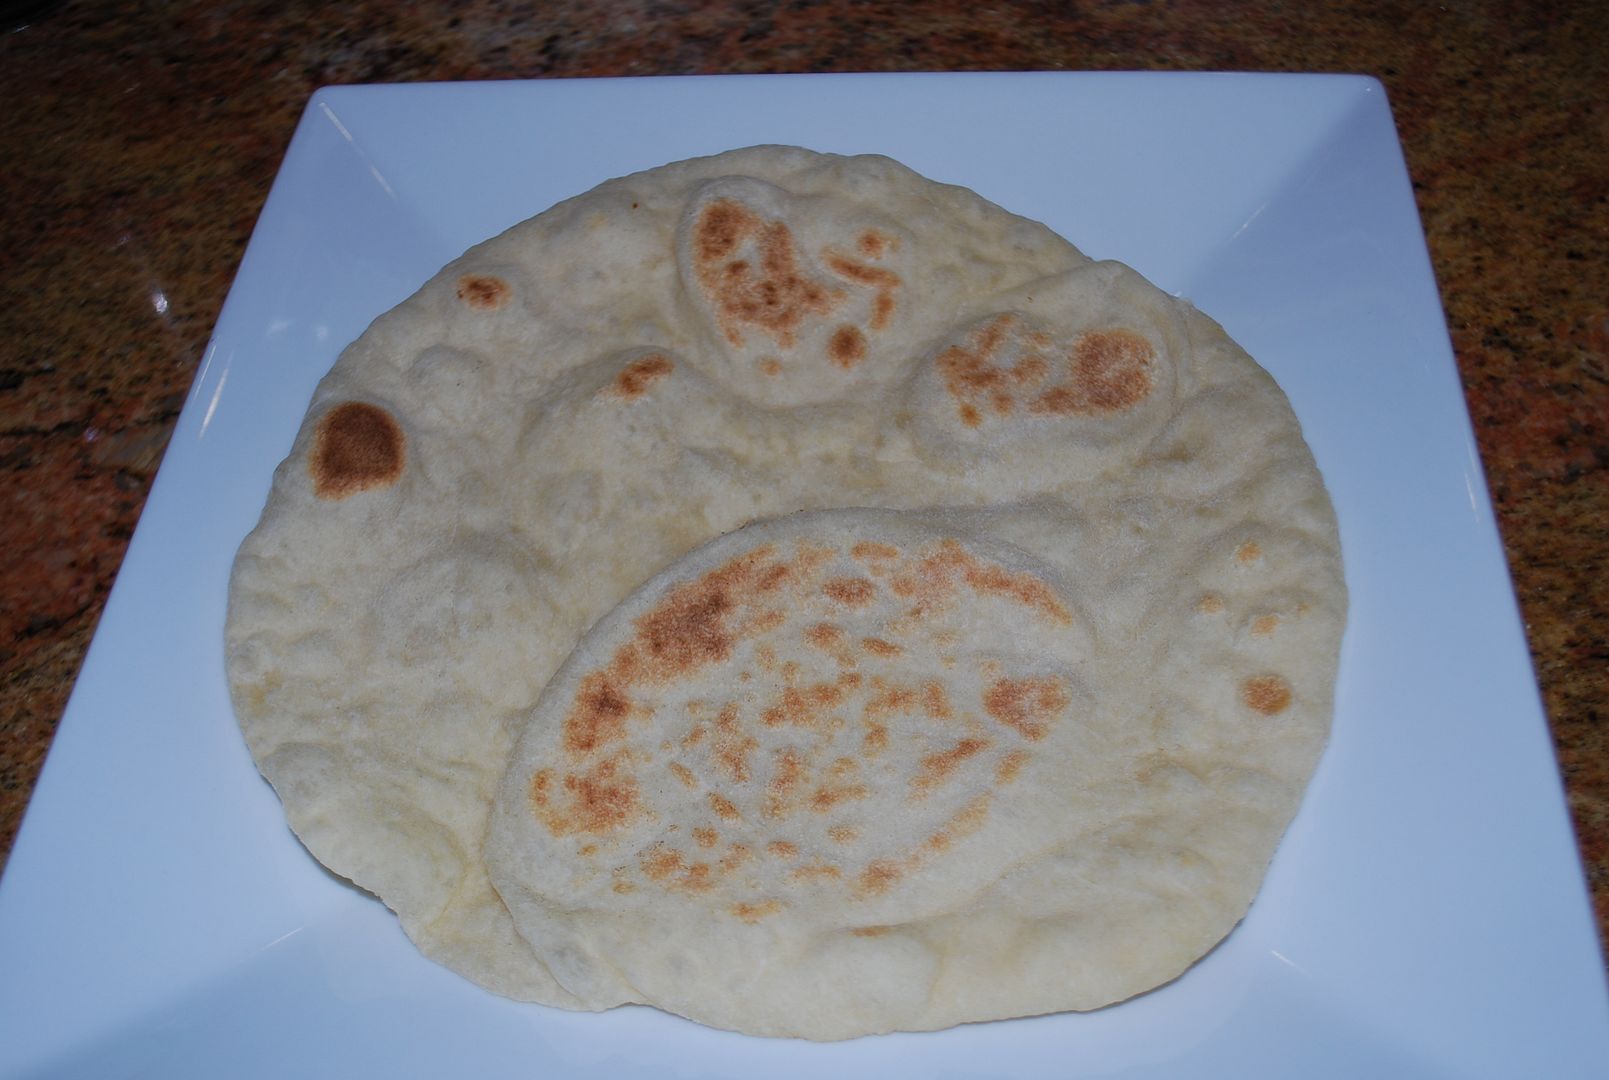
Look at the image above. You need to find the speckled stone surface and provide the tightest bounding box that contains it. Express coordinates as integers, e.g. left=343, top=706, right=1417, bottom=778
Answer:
left=1, top=0, right=1604, bottom=960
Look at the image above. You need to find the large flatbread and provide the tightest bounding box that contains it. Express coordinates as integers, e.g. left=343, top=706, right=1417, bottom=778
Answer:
left=225, top=145, right=1345, bottom=1035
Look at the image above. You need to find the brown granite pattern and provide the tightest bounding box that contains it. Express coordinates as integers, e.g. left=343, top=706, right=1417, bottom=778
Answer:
left=1, top=0, right=1604, bottom=960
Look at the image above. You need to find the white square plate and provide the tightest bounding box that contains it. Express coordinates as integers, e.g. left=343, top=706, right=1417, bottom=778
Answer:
left=2, top=73, right=1605, bottom=1078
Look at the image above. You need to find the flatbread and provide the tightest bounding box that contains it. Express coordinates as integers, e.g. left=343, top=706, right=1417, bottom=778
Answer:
left=225, top=145, right=1345, bottom=1035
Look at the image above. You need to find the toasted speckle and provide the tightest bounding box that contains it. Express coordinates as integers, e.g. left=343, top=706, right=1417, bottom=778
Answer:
left=983, top=676, right=1069, bottom=741
left=731, top=899, right=784, bottom=923
left=1030, top=329, right=1154, bottom=415
left=861, top=637, right=902, bottom=658
left=611, top=354, right=673, bottom=398
left=911, top=737, right=990, bottom=796
left=828, top=324, right=867, bottom=369
left=1242, top=674, right=1293, bottom=715
left=537, top=757, right=639, bottom=837
left=995, top=749, right=1030, bottom=784
left=562, top=672, right=633, bottom=755
left=823, top=576, right=876, bottom=606
left=455, top=274, right=510, bottom=310
left=1197, top=593, right=1226, bottom=614
left=857, top=860, right=902, bottom=896
left=712, top=703, right=758, bottom=783
left=693, top=199, right=838, bottom=348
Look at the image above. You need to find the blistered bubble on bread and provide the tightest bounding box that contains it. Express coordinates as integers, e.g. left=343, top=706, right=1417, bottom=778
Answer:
left=676, top=176, right=914, bottom=406
left=517, top=514, right=1087, bottom=924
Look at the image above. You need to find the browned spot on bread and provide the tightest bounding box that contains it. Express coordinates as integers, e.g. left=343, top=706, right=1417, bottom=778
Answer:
left=852, top=541, right=901, bottom=562
left=719, top=843, right=752, bottom=872
left=811, top=782, right=870, bottom=812
left=766, top=839, right=799, bottom=859
left=862, top=637, right=902, bottom=658
left=528, top=769, right=553, bottom=811
left=922, top=680, right=953, bottom=721
left=1029, top=330, right=1154, bottom=415
left=940, top=317, right=1154, bottom=426
left=612, top=880, right=636, bottom=894
left=865, top=682, right=919, bottom=719
left=1197, top=593, right=1225, bottom=614
left=745, top=608, right=786, bottom=635
left=1252, top=614, right=1281, bottom=636
left=455, top=274, right=510, bottom=310
left=984, top=676, right=1069, bottom=741
left=1242, top=674, right=1293, bottom=715
left=668, top=761, right=697, bottom=789
left=828, top=324, right=867, bottom=369
left=824, top=253, right=901, bottom=330
left=1235, top=541, right=1263, bottom=565
left=712, top=703, right=757, bottom=783
left=759, top=357, right=783, bottom=376
left=888, top=541, right=1069, bottom=625
left=791, top=862, right=843, bottom=883
left=611, top=354, right=673, bottom=398
left=850, top=925, right=890, bottom=937
left=856, top=229, right=894, bottom=258
left=806, top=623, right=845, bottom=650
left=926, top=794, right=991, bottom=852
left=641, top=845, right=684, bottom=880
left=863, top=721, right=889, bottom=756
left=761, top=682, right=844, bottom=729
left=562, top=672, right=633, bottom=755
left=959, top=558, right=1072, bottom=624
left=535, top=757, right=639, bottom=836
left=857, top=860, right=902, bottom=896
left=823, top=576, right=876, bottom=606
left=731, top=899, right=784, bottom=923
left=693, top=199, right=838, bottom=348
left=310, top=402, right=405, bottom=499
left=756, top=562, right=791, bottom=591
left=709, top=792, right=740, bottom=821
left=911, top=737, right=990, bottom=796
left=639, top=844, right=717, bottom=893
left=577, top=844, right=597, bottom=857
left=765, top=746, right=808, bottom=819
left=828, top=824, right=859, bottom=843
left=692, top=826, right=718, bottom=848
left=635, top=580, right=733, bottom=678
left=995, top=749, right=1030, bottom=784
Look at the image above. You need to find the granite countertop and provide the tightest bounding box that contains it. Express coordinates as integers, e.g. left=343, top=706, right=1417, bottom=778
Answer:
left=2, top=0, right=1604, bottom=965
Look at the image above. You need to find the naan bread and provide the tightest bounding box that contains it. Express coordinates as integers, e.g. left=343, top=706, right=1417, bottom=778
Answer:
left=225, top=145, right=1345, bottom=1035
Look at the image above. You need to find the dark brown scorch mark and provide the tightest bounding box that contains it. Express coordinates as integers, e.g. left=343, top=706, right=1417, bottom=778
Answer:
left=456, top=274, right=510, bottom=310
left=309, top=402, right=405, bottom=500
